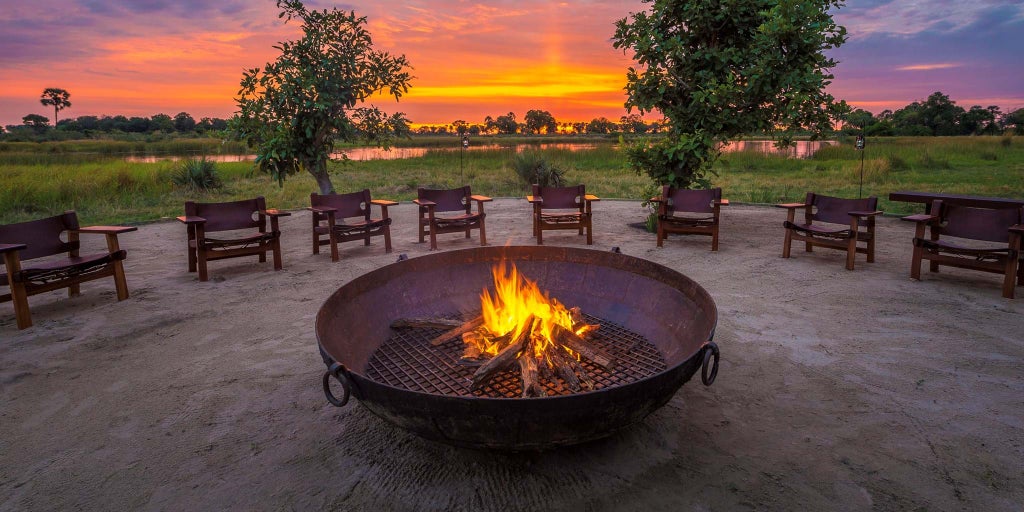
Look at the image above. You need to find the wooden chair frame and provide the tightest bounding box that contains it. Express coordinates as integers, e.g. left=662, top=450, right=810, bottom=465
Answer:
left=651, top=186, right=728, bottom=251
left=903, top=200, right=1023, bottom=298
left=1, top=211, right=136, bottom=329
left=527, top=184, right=599, bottom=245
left=414, top=186, right=492, bottom=250
left=778, top=192, right=882, bottom=270
left=177, top=197, right=290, bottom=282
left=309, top=190, right=396, bottom=262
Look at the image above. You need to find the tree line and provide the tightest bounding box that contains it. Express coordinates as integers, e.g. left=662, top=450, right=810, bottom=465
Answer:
left=842, top=92, right=1024, bottom=136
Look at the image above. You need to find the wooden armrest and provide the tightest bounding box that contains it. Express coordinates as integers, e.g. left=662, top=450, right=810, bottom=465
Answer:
left=413, top=199, right=436, bottom=207
left=901, top=213, right=937, bottom=223
left=584, top=194, right=600, bottom=202
left=0, top=243, right=28, bottom=254
left=308, top=206, right=338, bottom=214
left=527, top=195, right=542, bottom=203
left=371, top=199, right=398, bottom=207
left=470, top=195, right=493, bottom=202
left=260, top=209, right=291, bottom=217
left=649, top=196, right=663, bottom=203
left=776, top=203, right=808, bottom=209
left=847, top=210, right=883, bottom=217
left=1009, top=224, right=1024, bottom=234
left=177, top=215, right=206, bottom=224
left=73, top=226, right=138, bottom=235
left=716, top=199, right=730, bottom=206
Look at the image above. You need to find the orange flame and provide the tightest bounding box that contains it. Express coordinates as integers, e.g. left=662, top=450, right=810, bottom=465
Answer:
left=471, top=262, right=587, bottom=359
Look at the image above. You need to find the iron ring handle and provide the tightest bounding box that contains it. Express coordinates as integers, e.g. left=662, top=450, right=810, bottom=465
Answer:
left=322, top=363, right=351, bottom=407
left=701, top=342, right=720, bottom=386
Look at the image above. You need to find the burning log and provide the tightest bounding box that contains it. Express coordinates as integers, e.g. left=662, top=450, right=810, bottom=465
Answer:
left=470, top=315, right=535, bottom=389
left=568, top=307, right=601, bottom=339
left=550, top=323, right=615, bottom=370
left=518, top=354, right=546, bottom=398
left=428, top=315, right=484, bottom=346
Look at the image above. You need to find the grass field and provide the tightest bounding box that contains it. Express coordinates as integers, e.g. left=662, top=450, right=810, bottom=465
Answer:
left=1, top=136, right=1021, bottom=225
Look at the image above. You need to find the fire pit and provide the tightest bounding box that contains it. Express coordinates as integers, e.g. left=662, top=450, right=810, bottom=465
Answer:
left=317, top=246, right=720, bottom=450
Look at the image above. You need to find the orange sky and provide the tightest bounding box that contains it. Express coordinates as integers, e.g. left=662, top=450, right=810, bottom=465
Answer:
left=1, top=1, right=1021, bottom=128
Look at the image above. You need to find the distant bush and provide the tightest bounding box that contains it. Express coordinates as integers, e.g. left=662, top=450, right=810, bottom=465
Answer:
left=172, top=157, right=222, bottom=189
left=512, top=151, right=564, bottom=187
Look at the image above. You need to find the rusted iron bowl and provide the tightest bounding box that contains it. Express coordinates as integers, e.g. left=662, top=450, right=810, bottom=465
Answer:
left=316, top=246, right=719, bottom=450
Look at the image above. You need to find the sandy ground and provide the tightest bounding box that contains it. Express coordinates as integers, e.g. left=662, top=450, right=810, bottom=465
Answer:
left=1, top=199, right=1022, bottom=511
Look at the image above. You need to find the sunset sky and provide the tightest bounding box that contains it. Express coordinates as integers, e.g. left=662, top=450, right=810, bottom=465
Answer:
left=2, top=0, right=1022, bottom=129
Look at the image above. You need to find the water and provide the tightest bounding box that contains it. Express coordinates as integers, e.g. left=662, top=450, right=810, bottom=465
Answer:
left=123, top=140, right=830, bottom=163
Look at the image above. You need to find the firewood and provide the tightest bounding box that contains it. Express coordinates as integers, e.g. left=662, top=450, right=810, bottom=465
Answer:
left=559, top=348, right=595, bottom=391
left=390, top=317, right=464, bottom=329
left=548, top=347, right=581, bottom=392
left=428, top=315, right=484, bottom=346
left=518, top=351, right=546, bottom=398
left=470, top=315, right=534, bottom=389
left=551, top=323, right=615, bottom=369
left=568, top=307, right=601, bottom=338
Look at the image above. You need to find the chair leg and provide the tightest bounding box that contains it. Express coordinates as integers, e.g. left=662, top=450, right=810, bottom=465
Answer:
left=197, top=251, right=209, bottom=282
left=656, top=225, right=664, bottom=248
left=188, top=245, right=197, bottom=273
left=383, top=225, right=393, bottom=254
left=113, top=261, right=130, bottom=300
left=1002, top=257, right=1017, bottom=299
left=11, top=282, right=32, bottom=330
left=845, top=237, right=856, bottom=270
left=711, top=225, right=719, bottom=252
left=429, top=229, right=438, bottom=251
left=910, top=245, right=923, bottom=281
left=479, top=220, right=487, bottom=247
left=782, top=229, right=793, bottom=259
left=537, top=225, right=544, bottom=245
left=329, top=230, right=340, bottom=262
left=805, top=240, right=813, bottom=253
left=272, top=240, right=283, bottom=271
left=867, top=236, right=875, bottom=263
left=585, top=222, right=593, bottom=245
left=68, top=283, right=81, bottom=297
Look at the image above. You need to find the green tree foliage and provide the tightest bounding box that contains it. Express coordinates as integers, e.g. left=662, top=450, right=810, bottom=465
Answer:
left=613, top=0, right=848, bottom=188
left=22, top=114, right=50, bottom=134
left=150, top=113, right=174, bottom=132
left=1005, top=108, right=1024, bottom=135
left=232, top=0, right=413, bottom=193
left=173, top=112, right=197, bottom=132
left=492, top=112, right=519, bottom=135
left=586, top=117, right=617, bottom=134
left=524, top=110, right=558, bottom=134
left=39, top=88, right=71, bottom=125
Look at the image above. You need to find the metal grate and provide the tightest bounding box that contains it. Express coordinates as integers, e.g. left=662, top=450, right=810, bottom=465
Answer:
left=365, top=314, right=667, bottom=398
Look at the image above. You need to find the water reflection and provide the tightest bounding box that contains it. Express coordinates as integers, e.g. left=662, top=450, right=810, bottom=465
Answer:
left=124, top=140, right=829, bottom=163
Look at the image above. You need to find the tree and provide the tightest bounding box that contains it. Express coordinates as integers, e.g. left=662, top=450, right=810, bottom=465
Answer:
left=586, top=117, right=616, bottom=134
left=524, top=109, right=557, bottom=134
left=173, top=112, right=197, bottom=132
left=1004, top=108, right=1024, bottom=135
left=452, top=119, right=468, bottom=136
left=150, top=113, right=174, bottom=132
left=613, top=0, right=848, bottom=188
left=232, top=0, right=412, bottom=194
left=40, top=88, right=71, bottom=125
left=22, top=114, right=50, bottom=134
left=493, top=112, right=518, bottom=135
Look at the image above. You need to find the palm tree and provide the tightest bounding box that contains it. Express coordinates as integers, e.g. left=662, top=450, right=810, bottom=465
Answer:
left=40, top=88, right=72, bottom=125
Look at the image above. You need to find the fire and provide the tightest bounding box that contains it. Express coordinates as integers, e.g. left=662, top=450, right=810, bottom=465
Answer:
left=470, top=262, right=587, bottom=360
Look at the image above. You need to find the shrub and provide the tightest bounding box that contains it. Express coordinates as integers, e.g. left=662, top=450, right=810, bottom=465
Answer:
left=172, top=157, right=222, bottom=189
left=512, top=151, right=564, bottom=188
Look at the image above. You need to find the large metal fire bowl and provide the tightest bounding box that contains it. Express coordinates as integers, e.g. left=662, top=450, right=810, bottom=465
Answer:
left=316, top=246, right=719, bottom=450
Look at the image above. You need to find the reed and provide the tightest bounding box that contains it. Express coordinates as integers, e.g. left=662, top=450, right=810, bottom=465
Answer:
left=1, top=136, right=1021, bottom=225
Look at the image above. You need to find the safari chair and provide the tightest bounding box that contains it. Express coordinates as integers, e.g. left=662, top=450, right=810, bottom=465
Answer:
left=0, top=211, right=136, bottom=329
left=527, top=184, right=599, bottom=245
left=651, top=186, right=728, bottom=251
left=903, top=200, right=1023, bottom=298
left=309, top=190, right=396, bottom=261
left=415, top=186, right=492, bottom=250
left=778, top=192, right=882, bottom=270
left=177, top=197, right=290, bottom=282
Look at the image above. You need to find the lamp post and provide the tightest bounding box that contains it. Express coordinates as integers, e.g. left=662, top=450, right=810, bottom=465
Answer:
left=855, top=134, right=866, bottom=199
left=460, top=134, right=469, bottom=182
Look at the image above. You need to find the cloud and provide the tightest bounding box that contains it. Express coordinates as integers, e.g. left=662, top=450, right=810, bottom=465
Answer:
left=895, top=63, right=961, bottom=71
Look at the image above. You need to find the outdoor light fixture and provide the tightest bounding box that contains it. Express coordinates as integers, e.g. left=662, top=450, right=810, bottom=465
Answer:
left=460, top=134, right=469, bottom=180
left=856, top=134, right=866, bottom=198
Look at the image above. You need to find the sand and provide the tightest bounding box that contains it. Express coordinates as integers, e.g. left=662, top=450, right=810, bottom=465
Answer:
left=2, top=199, right=1022, bottom=511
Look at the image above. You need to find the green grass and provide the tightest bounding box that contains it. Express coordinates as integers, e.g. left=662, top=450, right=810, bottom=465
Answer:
left=1, top=136, right=1021, bottom=225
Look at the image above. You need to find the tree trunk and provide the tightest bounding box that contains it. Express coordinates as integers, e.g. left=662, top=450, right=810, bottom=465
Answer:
left=308, top=157, right=334, bottom=195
